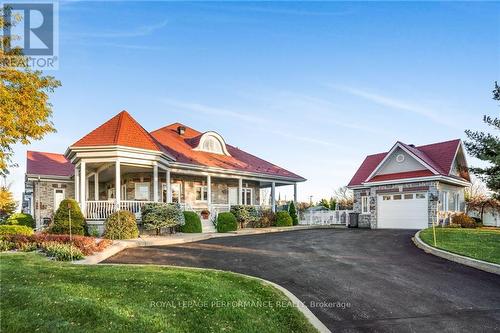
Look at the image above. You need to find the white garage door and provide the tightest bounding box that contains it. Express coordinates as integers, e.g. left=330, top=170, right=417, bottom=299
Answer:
left=377, top=193, right=428, bottom=229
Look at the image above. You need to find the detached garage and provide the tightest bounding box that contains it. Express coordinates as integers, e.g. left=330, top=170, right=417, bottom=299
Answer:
left=347, top=140, right=470, bottom=229
left=377, top=193, right=428, bottom=229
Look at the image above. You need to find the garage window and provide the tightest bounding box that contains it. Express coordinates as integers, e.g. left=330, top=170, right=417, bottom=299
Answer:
left=393, top=194, right=402, bottom=200
left=404, top=194, right=413, bottom=200
left=361, top=196, right=370, bottom=214
left=416, top=193, right=426, bottom=199
left=383, top=195, right=391, bottom=200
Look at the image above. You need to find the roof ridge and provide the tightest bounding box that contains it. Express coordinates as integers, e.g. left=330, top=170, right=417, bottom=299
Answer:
left=114, top=111, right=126, bottom=144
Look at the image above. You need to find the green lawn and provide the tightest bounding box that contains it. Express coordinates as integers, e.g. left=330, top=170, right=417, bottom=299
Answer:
left=0, top=253, right=316, bottom=333
left=420, top=228, right=500, bottom=264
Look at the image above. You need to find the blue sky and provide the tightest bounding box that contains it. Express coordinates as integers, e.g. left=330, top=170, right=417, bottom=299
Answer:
left=8, top=1, right=500, bottom=203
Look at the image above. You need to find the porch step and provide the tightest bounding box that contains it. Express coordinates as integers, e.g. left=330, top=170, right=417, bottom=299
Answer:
left=201, top=219, right=216, bottom=233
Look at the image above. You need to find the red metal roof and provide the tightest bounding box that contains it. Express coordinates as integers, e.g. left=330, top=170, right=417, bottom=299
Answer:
left=151, top=124, right=305, bottom=180
left=27, top=151, right=74, bottom=177
left=348, top=139, right=462, bottom=186
left=72, top=111, right=166, bottom=152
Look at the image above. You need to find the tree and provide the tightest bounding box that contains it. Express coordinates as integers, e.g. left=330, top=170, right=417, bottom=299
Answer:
left=0, top=186, right=17, bottom=222
left=333, top=186, right=354, bottom=210
left=329, top=197, right=337, bottom=210
left=0, top=6, right=61, bottom=176
left=318, top=198, right=330, bottom=209
left=464, top=82, right=500, bottom=198
left=50, top=199, right=85, bottom=235
left=288, top=201, right=298, bottom=225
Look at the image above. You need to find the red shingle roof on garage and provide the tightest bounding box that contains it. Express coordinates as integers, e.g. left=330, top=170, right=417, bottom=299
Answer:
left=27, top=151, right=74, bottom=177
left=348, top=139, right=463, bottom=186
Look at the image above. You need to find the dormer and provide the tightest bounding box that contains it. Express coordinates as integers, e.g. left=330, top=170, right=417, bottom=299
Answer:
left=192, top=131, right=231, bottom=156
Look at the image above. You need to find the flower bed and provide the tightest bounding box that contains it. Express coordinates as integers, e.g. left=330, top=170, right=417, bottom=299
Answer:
left=0, top=233, right=112, bottom=260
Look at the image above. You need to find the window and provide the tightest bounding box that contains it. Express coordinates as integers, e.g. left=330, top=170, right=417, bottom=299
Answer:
left=195, top=185, right=208, bottom=201
left=404, top=194, right=413, bottom=200
left=134, top=182, right=150, bottom=200
left=361, top=196, right=370, bottom=214
left=383, top=195, right=391, bottom=200
left=171, top=183, right=181, bottom=203
left=201, top=136, right=223, bottom=154
left=416, top=193, right=426, bottom=199
left=441, top=191, right=449, bottom=211
left=454, top=193, right=460, bottom=211
left=54, top=189, right=65, bottom=210
left=393, top=195, right=402, bottom=200
left=241, top=188, right=253, bottom=205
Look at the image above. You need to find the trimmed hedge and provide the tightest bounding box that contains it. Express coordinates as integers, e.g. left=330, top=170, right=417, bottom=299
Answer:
left=216, top=212, right=237, bottom=233
left=50, top=199, right=86, bottom=235
left=288, top=202, right=298, bottom=226
left=275, top=211, right=293, bottom=227
left=0, top=225, right=34, bottom=236
left=181, top=211, right=202, bottom=233
left=103, top=210, right=139, bottom=240
left=5, top=213, right=35, bottom=228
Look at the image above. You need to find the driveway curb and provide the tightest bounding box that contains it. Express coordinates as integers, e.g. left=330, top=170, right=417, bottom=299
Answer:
left=76, top=225, right=341, bottom=264
left=100, top=262, right=330, bottom=333
left=413, top=230, right=500, bottom=275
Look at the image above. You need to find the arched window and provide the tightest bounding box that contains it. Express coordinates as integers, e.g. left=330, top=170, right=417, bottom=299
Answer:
left=201, top=136, right=223, bottom=154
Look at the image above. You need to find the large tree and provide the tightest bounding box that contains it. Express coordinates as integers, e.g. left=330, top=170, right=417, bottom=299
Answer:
left=0, top=6, right=61, bottom=176
left=464, top=82, right=500, bottom=198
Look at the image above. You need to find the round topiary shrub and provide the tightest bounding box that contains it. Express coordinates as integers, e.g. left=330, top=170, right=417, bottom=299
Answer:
left=103, top=210, right=139, bottom=239
left=5, top=213, right=35, bottom=228
left=181, top=211, right=202, bottom=233
left=50, top=199, right=86, bottom=235
left=0, top=225, right=34, bottom=236
left=275, top=211, right=293, bottom=227
left=216, top=212, right=237, bottom=233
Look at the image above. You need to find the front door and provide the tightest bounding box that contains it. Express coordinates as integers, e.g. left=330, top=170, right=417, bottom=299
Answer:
left=228, top=187, right=238, bottom=205
left=54, top=189, right=65, bottom=211
left=171, top=183, right=182, bottom=203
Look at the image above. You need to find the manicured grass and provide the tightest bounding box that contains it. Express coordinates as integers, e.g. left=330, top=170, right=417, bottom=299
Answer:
left=0, top=253, right=316, bottom=333
left=420, top=228, right=500, bottom=264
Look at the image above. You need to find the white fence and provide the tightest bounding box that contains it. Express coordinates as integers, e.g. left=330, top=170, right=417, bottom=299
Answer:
left=86, top=200, right=155, bottom=220
left=299, top=210, right=353, bottom=226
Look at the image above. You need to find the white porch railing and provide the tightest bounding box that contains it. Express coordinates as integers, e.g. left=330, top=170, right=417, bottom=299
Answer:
left=86, top=201, right=116, bottom=220
left=299, top=210, right=353, bottom=226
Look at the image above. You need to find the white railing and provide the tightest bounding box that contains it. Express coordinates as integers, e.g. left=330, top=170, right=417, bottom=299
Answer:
left=300, top=210, right=353, bottom=226
left=86, top=201, right=116, bottom=220
left=120, top=201, right=155, bottom=219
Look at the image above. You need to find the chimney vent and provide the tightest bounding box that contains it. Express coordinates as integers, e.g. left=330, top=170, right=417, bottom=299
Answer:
left=408, top=144, right=415, bottom=147
left=177, top=126, right=186, bottom=135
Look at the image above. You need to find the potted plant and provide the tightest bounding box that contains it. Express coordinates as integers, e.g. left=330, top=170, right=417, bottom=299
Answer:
left=200, top=209, right=210, bottom=220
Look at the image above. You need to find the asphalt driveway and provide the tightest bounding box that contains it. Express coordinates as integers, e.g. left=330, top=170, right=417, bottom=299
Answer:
left=103, top=229, right=500, bottom=332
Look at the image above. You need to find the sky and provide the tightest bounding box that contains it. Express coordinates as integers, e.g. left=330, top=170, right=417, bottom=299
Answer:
left=7, top=1, right=500, bottom=204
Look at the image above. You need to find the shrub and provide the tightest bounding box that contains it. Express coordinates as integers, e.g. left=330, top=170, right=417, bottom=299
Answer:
left=181, top=211, right=202, bottom=233
left=142, top=203, right=185, bottom=235
left=0, top=239, right=15, bottom=251
left=87, top=225, right=100, bottom=237
left=41, top=241, right=84, bottom=261
left=288, top=202, right=299, bottom=226
left=103, top=210, right=139, bottom=240
left=216, top=212, right=237, bottom=233
left=447, top=223, right=462, bottom=228
left=0, top=225, right=34, bottom=236
left=18, top=242, right=37, bottom=252
left=5, top=213, right=35, bottom=228
left=258, top=209, right=276, bottom=228
left=452, top=213, right=477, bottom=228
left=230, top=205, right=261, bottom=228
left=275, top=211, right=293, bottom=227
left=50, top=199, right=85, bottom=235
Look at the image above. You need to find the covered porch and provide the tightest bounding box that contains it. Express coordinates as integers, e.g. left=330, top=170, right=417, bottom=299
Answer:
left=75, top=159, right=297, bottom=221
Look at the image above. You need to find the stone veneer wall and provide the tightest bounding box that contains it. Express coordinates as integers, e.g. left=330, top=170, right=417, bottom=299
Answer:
left=353, top=181, right=439, bottom=229
left=33, top=180, right=75, bottom=227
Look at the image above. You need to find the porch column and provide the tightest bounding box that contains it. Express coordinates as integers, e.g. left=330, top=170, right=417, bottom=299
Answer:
left=238, top=178, right=243, bottom=205
left=75, top=165, right=80, bottom=203
left=80, top=161, right=86, bottom=216
left=166, top=170, right=172, bottom=203
left=271, top=181, right=276, bottom=212
left=293, top=183, right=297, bottom=203
left=94, top=172, right=99, bottom=200
left=207, top=175, right=212, bottom=207
left=115, top=159, right=121, bottom=211
left=153, top=164, right=159, bottom=202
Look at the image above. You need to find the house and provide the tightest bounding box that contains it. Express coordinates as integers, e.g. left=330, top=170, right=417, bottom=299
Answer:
left=347, top=139, right=470, bottom=229
left=24, top=110, right=306, bottom=232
